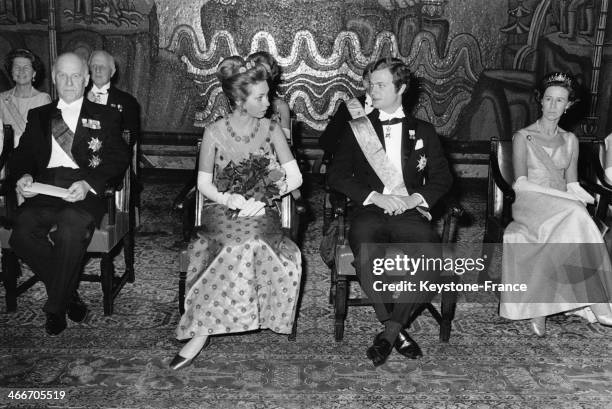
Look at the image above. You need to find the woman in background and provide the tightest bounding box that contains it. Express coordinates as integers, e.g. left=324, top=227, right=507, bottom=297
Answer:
left=171, top=56, right=303, bottom=370
left=0, top=48, right=51, bottom=148
left=500, top=72, right=612, bottom=336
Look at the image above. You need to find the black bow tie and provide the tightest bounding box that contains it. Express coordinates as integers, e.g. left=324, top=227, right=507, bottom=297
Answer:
left=379, top=118, right=403, bottom=126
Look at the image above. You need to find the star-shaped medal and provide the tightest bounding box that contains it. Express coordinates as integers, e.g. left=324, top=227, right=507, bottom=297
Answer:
left=416, top=154, right=427, bottom=172
left=88, top=137, right=102, bottom=152
left=89, top=155, right=101, bottom=168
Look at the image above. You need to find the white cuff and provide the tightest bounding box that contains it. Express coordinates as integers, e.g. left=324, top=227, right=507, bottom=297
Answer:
left=281, top=160, right=302, bottom=194
left=363, top=191, right=376, bottom=206
left=412, top=193, right=428, bottom=208
left=197, top=171, right=229, bottom=206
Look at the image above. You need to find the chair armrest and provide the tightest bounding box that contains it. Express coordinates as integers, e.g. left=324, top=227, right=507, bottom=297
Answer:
left=591, top=149, right=612, bottom=191
left=104, top=185, right=117, bottom=225
left=490, top=155, right=515, bottom=204
left=579, top=179, right=612, bottom=223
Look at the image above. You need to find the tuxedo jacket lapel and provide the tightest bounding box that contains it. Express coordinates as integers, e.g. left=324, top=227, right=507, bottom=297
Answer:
left=107, top=86, right=116, bottom=106
left=370, top=110, right=386, bottom=150
left=401, top=116, right=418, bottom=176
left=42, top=103, right=56, bottom=157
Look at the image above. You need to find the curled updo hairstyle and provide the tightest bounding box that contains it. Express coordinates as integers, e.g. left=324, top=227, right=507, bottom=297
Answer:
left=5, top=48, right=45, bottom=87
left=367, top=57, right=411, bottom=93
left=246, top=51, right=280, bottom=91
left=534, top=71, right=578, bottom=103
left=216, top=56, right=270, bottom=109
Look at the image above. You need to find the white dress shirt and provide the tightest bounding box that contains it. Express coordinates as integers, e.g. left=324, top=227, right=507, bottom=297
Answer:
left=90, top=83, right=110, bottom=105
left=363, top=106, right=427, bottom=208
left=48, top=98, right=82, bottom=169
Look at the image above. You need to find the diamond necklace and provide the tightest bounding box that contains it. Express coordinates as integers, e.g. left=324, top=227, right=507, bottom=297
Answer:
left=225, top=117, right=260, bottom=143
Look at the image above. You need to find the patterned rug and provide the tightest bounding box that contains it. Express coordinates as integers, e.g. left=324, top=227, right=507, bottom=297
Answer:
left=1, top=177, right=611, bottom=409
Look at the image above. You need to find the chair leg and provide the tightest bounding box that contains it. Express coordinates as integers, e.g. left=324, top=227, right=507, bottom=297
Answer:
left=2, top=248, right=19, bottom=313
left=334, top=277, right=348, bottom=341
left=178, top=270, right=186, bottom=315
left=124, top=232, right=135, bottom=283
left=329, top=265, right=337, bottom=305
left=440, top=289, right=457, bottom=343
left=100, top=255, right=115, bottom=315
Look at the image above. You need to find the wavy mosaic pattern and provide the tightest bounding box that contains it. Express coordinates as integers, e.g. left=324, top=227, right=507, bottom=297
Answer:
left=167, top=28, right=483, bottom=137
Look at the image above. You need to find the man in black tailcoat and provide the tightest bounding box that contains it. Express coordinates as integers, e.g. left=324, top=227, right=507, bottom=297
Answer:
left=328, top=57, right=452, bottom=366
left=9, top=52, right=130, bottom=336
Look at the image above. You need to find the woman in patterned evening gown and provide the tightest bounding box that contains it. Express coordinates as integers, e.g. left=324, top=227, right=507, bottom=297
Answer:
left=500, top=72, right=612, bottom=336
left=170, top=56, right=303, bottom=370
left=0, top=49, right=51, bottom=148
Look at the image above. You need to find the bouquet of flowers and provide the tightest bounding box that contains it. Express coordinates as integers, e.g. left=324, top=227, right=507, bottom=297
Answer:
left=216, top=149, right=287, bottom=216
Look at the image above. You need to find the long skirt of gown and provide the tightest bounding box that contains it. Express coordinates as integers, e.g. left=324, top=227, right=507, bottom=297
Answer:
left=176, top=204, right=302, bottom=339
left=500, top=190, right=612, bottom=320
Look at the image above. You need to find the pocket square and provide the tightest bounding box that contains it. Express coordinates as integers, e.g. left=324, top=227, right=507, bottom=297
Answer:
left=415, top=139, right=424, bottom=150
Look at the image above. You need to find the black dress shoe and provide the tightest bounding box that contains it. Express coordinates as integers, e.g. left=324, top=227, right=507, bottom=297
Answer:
left=45, top=313, right=67, bottom=336
left=366, top=332, right=393, bottom=367
left=394, top=329, right=423, bottom=359
left=67, top=293, right=89, bottom=323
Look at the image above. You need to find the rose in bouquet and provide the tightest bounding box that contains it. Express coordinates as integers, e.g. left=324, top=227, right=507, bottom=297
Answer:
left=216, top=149, right=287, bottom=216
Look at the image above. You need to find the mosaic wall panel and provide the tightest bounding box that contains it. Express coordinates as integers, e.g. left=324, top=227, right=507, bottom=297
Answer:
left=162, top=0, right=484, bottom=139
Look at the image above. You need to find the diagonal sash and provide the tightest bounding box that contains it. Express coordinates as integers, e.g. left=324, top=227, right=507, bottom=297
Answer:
left=522, top=131, right=567, bottom=191
left=349, top=116, right=408, bottom=196
left=346, top=97, right=367, bottom=120
left=51, top=109, right=76, bottom=162
left=3, top=95, right=27, bottom=137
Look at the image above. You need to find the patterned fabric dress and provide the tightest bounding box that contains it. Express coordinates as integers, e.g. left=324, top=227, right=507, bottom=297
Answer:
left=500, top=130, right=612, bottom=320
left=176, top=118, right=302, bottom=339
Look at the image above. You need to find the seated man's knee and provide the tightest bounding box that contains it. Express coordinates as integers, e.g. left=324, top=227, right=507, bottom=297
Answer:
left=53, top=208, right=95, bottom=243
left=9, top=210, right=43, bottom=250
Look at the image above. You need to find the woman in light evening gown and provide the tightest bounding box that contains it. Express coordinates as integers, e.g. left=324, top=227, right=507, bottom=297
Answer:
left=0, top=48, right=51, bottom=148
left=170, top=56, right=303, bottom=370
left=500, top=72, right=612, bottom=337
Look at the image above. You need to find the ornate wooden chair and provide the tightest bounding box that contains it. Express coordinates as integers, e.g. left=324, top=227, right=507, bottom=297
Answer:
left=327, top=192, right=464, bottom=342
left=177, top=136, right=302, bottom=340
left=2, top=129, right=136, bottom=315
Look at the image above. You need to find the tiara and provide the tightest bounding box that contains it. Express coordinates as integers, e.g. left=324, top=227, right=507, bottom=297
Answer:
left=546, top=72, right=572, bottom=84
left=238, top=61, right=255, bottom=74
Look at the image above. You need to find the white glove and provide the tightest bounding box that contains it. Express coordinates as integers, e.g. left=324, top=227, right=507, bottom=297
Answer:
left=227, top=193, right=247, bottom=210
left=280, top=159, right=303, bottom=195
left=238, top=198, right=265, bottom=217
left=567, top=181, right=594, bottom=205
left=605, top=167, right=612, bottom=183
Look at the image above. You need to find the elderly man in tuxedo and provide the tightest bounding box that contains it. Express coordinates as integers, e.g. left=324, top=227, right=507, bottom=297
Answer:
left=9, top=52, right=130, bottom=336
left=328, top=57, right=452, bottom=366
left=87, top=50, right=140, bottom=145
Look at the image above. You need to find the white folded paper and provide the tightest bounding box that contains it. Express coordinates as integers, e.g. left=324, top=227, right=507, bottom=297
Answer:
left=23, top=182, right=69, bottom=198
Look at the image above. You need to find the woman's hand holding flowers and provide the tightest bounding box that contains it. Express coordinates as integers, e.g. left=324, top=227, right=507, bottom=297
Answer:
left=238, top=197, right=265, bottom=217
left=226, top=193, right=247, bottom=210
